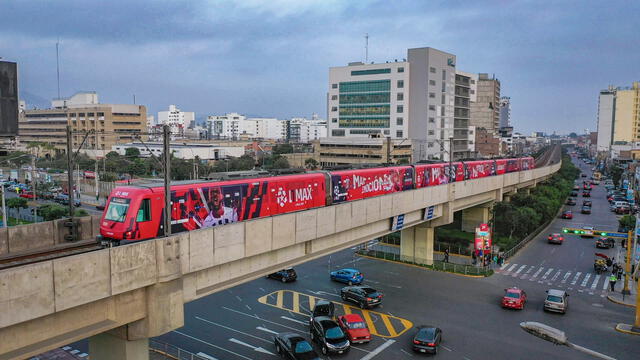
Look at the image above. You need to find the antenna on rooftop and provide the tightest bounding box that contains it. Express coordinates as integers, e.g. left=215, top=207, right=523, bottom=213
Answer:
left=56, top=38, right=61, bottom=99
left=365, top=33, right=369, bottom=63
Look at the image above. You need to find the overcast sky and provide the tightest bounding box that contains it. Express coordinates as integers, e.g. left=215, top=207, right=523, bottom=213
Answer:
left=2, top=0, right=639, bottom=134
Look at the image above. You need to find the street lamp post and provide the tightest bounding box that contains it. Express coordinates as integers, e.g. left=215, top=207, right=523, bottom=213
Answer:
left=520, top=322, right=616, bottom=360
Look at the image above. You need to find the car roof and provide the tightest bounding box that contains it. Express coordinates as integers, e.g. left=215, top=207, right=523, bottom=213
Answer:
left=341, top=314, right=364, bottom=322
left=547, top=289, right=566, bottom=296
left=341, top=268, right=359, bottom=272
left=278, top=332, right=304, bottom=341
left=506, top=287, right=522, bottom=293
left=551, top=233, right=561, bottom=236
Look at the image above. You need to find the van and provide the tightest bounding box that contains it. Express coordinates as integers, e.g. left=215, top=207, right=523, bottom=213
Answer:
left=544, top=289, right=569, bottom=314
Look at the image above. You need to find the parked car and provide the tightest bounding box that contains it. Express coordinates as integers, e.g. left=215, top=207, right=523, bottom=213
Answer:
left=615, top=205, right=631, bottom=214
left=501, top=287, right=527, bottom=310
left=310, top=316, right=350, bottom=355
left=54, top=193, right=81, bottom=207
left=274, top=332, right=320, bottom=360
left=581, top=173, right=587, bottom=177
left=412, top=326, right=443, bottom=354
left=330, top=268, right=363, bottom=285
left=267, top=268, right=298, bottom=283
left=566, top=198, right=576, bottom=206
left=548, top=233, right=564, bottom=244
left=582, top=191, right=591, bottom=197
left=96, top=204, right=105, bottom=211
left=544, top=289, right=569, bottom=314
left=561, top=210, right=573, bottom=219
left=570, top=191, right=579, bottom=197
left=581, top=205, right=592, bottom=214
left=340, top=286, right=383, bottom=309
left=19, top=191, right=36, bottom=199
left=309, top=300, right=335, bottom=325
left=595, top=237, right=615, bottom=249
left=337, top=314, right=371, bottom=344
left=583, top=200, right=592, bottom=207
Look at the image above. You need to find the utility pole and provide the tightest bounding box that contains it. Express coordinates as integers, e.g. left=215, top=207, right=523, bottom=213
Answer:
left=95, top=112, right=99, bottom=202
left=163, top=125, right=171, bottom=237
left=449, top=137, right=454, bottom=179
left=1, top=185, right=6, bottom=228
left=622, top=230, right=633, bottom=295
left=386, top=137, right=391, bottom=164
left=31, top=156, right=37, bottom=221
left=66, top=126, right=75, bottom=229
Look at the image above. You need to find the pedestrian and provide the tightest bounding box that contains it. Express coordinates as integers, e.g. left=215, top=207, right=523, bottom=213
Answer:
left=493, top=254, right=498, bottom=265
left=617, top=266, right=623, bottom=281
left=612, top=262, right=618, bottom=274
left=607, top=257, right=613, bottom=268
left=609, top=273, right=617, bottom=292
left=443, top=248, right=449, bottom=263
left=472, top=251, right=477, bottom=265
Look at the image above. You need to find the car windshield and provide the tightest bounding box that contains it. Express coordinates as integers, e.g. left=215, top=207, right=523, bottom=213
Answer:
left=547, top=295, right=563, bottom=302
left=294, top=341, right=313, bottom=353
left=104, top=197, right=130, bottom=222
left=505, top=292, right=520, bottom=298
left=362, top=287, right=377, bottom=295
left=325, top=326, right=344, bottom=340
left=347, top=321, right=367, bottom=329
left=417, top=328, right=436, bottom=341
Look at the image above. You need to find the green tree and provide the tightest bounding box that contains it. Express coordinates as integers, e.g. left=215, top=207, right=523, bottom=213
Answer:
left=618, top=215, right=635, bottom=232
left=75, top=209, right=89, bottom=217
left=7, top=197, right=28, bottom=221
left=38, top=204, right=69, bottom=221
left=305, top=158, right=319, bottom=170
left=610, top=166, right=624, bottom=186
left=273, top=144, right=294, bottom=154
left=125, top=147, right=141, bottom=158
left=272, top=157, right=290, bottom=169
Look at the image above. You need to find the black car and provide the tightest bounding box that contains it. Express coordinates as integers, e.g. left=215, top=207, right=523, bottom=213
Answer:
left=581, top=205, right=591, bottom=214
left=412, top=326, right=442, bottom=354
left=274, top=332, right=320, bottom=360
left=581, top=173, right=587, bottom=178
left=583, top=200, right=592, bottom=207
left=340, top=286, right=383, bottom=309
left=309, top=300, right=335, bottom=325
left=582, top=191, right=591, bottom=197
left=570, top=191, right=578, bottom=197
left=566, top=198, right=576, bottom=206
left=595, top=237, right=615, bottom=249
left=310, top=316, right=350, bottom=355
left=268, top=268, right=297, bottom=283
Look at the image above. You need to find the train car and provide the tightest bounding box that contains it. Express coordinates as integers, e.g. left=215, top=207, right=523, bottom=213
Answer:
left=100, top=173, right=327, bottom=243
left=329, top=166, right=414, bottom=203
left=505, top=158, right=521, bottom=173
left=495, top=159, right=508, bottom=175
left=414, top=162, right=463, bottom=188
left=464, top=160, right=495, bottom=180
left=521, top=156, right=535, bottom=170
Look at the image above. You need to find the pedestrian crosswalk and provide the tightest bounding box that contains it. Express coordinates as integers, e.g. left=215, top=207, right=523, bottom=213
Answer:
left=497, top=263, right=614, bottom=297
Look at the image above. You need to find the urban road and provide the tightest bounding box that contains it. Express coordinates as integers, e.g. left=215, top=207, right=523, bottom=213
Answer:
left=68, top=157, right=638, bottom=360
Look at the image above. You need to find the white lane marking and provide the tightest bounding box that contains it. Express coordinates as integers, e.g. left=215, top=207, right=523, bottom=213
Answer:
left=257, top=326, right=279, bottom=335
left=359, top=339, right=396, bottom=360
left=173, top=330, right=252, bottom=360
left=196, top=352, right=218, bottom=360
left=78, top=354, right=88, bottom=358
left=581, top=273, right=591, bottom=287
left=307, top=290, right=341, bottom=298
left=570, top=272, right=582, bottom=285
left=259, top=287, right=265, bottom=292
left=400, top=348, right=414, bottom=357
left=531, top=267, right=544, bottom=280
left=441, top=345, right=453, bottom=351
left=62, top=347, right=71, bottom=351
left=513, top=265, right=527, bottom=277
left=603, top=278, right=609, bottom=290
left=70, top=350, right=79, bottom=354
left=520, top=266, right=535, bottom=279
left=506, top=264, right=518, bottom=273
left=385, top=271, right=400, bottom=275
left=229, top=338, right=275, bottom=355
left=541, top=268, right=554, bottom=280
left=235, top=295, right=242, bottom=302
left=245, top=305, right=252, bottom=311
left=550, top=270, right=563, bottom=282
left=222, top=306, right=303, bottom=333
left=591, top=275, right=601, bottom=290
left=540, top=260, right=546, bottom=266
left=196, top=316, right=271, bottom=344
left=561, top=271, right=572, bottom=284
left=281, top=316, right=307, bottom=325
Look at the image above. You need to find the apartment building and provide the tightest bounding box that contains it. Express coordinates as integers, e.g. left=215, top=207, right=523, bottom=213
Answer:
left=470, top=73, right=501, bottom=135
left=157, top=104, right=195, bottom=137
left=454, top=70, right=477, bottom=158
left=287, top=117, right=328, bottom=142
left=312, top=137, right=413, bottom=166
left=499, top=97, right=511, bottom=128
left=597, top=82, right=640, bottom=152
left=18, top=92, right=147, bottom=152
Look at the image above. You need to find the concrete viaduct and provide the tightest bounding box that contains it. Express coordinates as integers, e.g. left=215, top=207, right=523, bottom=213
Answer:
left=0, top=159, right=561, bottom=360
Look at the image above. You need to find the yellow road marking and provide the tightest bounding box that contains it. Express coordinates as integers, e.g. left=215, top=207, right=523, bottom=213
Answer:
left=257, top=290, right=412, bottom=338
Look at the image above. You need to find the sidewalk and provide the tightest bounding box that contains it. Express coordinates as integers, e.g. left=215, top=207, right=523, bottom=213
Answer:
left=78, top=193, right=103, bottom=207
left=368, top=243, right=475, bottom=265
left=607, top=276, right=637, bottom=308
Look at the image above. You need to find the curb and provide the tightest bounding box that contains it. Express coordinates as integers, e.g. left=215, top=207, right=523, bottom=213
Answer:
left=606, top=295, right=636, bottom=308
left=355, top=253, right=487, bottom=278
left=614, top=324, right=640, bottom=336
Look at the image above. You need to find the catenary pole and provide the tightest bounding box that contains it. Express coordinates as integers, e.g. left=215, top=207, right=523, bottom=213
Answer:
left=66, top=125, right=75, bottom=235
left=163, top=125, right=171, bottom=236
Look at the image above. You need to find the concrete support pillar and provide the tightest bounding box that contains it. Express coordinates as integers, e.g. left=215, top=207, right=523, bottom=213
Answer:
left=89, top=330, right=149, bottom=360
left=128, top=278, right=185, bottom=340
left=461, top=206, right=490, bottom=232
left=400, top=225, right=434, bottom=265
left=503, top=194, right=512, bottom=203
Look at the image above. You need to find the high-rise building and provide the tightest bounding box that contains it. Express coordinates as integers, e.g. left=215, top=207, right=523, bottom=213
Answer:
left=499, top=96, right=511, bottom=128
left=596, top=82, right=640, bottom=151
left=157, top=104, right=195, bottom=138
left=327, top=47, right=465, bottom=161
left=18, top=92, right=147, bottom=152
left=454, top=70, right=477, bottom=158
left=470, top=73, right=501, bottom=135
left=287, top=117, right=328, bottom=142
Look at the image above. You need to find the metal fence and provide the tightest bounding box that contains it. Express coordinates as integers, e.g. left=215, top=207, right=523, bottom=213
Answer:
left=357, top=249, right=491, bottom=276
left=149, top=339, right=208, bottom=360
left=434, top=241, right=472, bottom=256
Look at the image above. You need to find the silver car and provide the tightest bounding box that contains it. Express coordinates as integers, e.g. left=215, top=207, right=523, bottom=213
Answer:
left=544, top=289, right=569, bottom=314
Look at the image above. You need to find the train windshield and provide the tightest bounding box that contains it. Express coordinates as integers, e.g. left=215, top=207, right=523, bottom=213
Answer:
left=105, top=197, right=131, bottom=222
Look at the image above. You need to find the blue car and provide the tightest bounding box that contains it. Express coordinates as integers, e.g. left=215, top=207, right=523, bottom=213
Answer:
left=330, top=268, right=363, bottom=285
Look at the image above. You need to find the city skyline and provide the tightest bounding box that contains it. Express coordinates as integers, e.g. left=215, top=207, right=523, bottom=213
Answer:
left=2, top=0, right=639, bottom=134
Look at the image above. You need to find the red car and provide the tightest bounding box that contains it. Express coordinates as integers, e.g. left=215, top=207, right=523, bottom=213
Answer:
left=548, top=233, right=564, bottom=244
left=561, top=210, right=573, bottom=219
left=337, top=314, right=371, bottom=344
left=582, top=191, right=591, bottom=197
left=19, top=191, right=35, bottom=199
left=501, top=287, right=527, bottom=310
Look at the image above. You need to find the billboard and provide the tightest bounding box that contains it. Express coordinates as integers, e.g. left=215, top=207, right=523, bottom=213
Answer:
left=474, top=223, right=492, bottom=252
left=0, top=61, right=19, bottom=137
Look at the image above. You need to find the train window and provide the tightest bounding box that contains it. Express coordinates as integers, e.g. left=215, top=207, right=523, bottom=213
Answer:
left=105, top=197, right=130, bottom=222
left=136, top=199, right=151, bottom=222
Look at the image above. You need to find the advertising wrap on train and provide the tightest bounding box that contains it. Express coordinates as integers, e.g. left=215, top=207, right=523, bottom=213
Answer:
left=331, top=166, right=414, bottom=203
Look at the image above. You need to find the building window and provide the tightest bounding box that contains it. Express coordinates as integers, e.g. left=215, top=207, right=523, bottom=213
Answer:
left=430, top=67, right=436, bottom=73
left=331, top=95, right=337, bottom=100
left=383, top=129, right=390, bottom=135
left=429, top=80, right=436, bottom=86
left=397, top=117, right=403, bottom=125
left=332, top=118, right=337, bottom=123
left=428, top=130, right=434, bottom=135
left=470, top=89, right=475, bottom=94
left=69, top=113, right=76, bottom=117
left=332, top=83, right=338, bottom=89
left=442, top=82, right=446, bottom=92
left=397, top=93, right=404, bottom=101
left=397, top=80, right=404, bottom=88
left=440, top=107, right=445, bottom=116
left=397, top=105, right=403, bottom=113
left=471, top=79, right=475, bottom=84
left=442, top=70, right=446, bottom=80
left=398, top=67, right=404, bottom=73
left=428, top=142, right=434, bottom=147
left=396, top=130, right=403, bottom=138
left=79, top=113, right=85, bottom=117
left=429, top=105, right=436, bottom=111
left=97, top=112, right=104, bottom=117
left=331, top=106, right=338, bottom=112
left=340, top=80, right=390, bottom=93
left=332, top=129, right=345, bottom=136
left=429, top=117, right=435, bottom=123
left=441, top=94, right=446, bottom=104
left=351, top=68, right=391, bottom=76
left=87, top=112, right=95, bottom=117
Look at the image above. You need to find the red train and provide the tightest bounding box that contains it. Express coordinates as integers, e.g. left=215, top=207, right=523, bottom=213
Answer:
left=99, top=157, right=534, bottom=244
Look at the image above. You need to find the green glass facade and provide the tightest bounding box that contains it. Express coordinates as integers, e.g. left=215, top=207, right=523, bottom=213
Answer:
left=338, top=80, right=390, bottom=128
left=350, top=68, right=391, bottom=76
